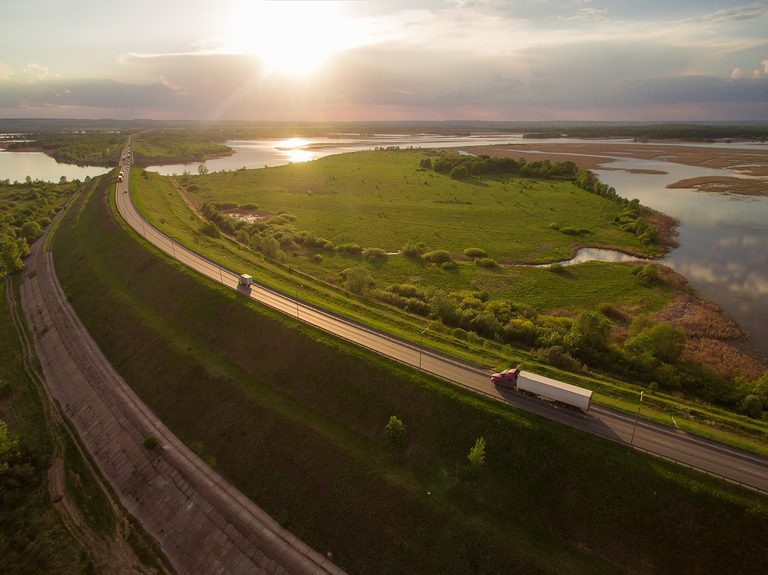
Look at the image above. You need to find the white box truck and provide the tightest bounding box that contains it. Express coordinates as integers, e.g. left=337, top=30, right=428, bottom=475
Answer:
left=492, top=368, right=592, bottom=412
left=238, top=274, right=253, bottom=286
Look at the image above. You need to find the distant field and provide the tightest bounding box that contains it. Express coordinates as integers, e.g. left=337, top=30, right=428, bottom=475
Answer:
left=53, top=172, right=768, bottom=574
left=130, top=131, right=232, bottom=166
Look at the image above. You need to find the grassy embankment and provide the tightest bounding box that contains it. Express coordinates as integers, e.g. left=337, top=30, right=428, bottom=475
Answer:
left=130, top=131, right=232, bottom=166
left=131, top=154, right=768, bottom=454
left=54, top=171, right=768, bottom=574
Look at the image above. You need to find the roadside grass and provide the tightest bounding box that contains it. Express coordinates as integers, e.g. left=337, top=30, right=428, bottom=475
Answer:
left=0, top=277, right=90, bottom=574
left=130, top=165, right=768, bottom=454
left=52, top=173, right=768, bottom=574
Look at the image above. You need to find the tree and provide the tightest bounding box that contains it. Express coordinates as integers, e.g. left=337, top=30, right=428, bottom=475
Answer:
left=739, top=394, right=763, bottom=419
left=450, top=165, right=469, bottom=180
left=343, top=266, right=373, bottom=295
left=385, top=416, right=407, bottom=447
left=564, top=311, right=610, bottom=361
left=468, top=436, right=486, bottom=467
left=625, top=322, right=686, bottom=364
left=197, top=162, right=209, bottom=175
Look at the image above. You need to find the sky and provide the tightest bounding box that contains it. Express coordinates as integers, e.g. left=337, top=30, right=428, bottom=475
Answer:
left=0, top=0, right=767, bottom=121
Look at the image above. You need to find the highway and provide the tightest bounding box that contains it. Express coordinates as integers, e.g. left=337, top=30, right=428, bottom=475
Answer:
left=115, top=156, right=768, bottom=495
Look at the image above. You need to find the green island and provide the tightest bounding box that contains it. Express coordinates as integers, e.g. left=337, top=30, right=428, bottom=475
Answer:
left=129, top=149, right=768, bottom=449
left=3, top=129, right=231, bottom=167
left=48, top=169, right=768, bottom=574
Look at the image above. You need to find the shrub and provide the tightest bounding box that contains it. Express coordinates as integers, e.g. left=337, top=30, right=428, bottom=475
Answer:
left=422, top=250, right=453, bottom=264
left=450, top=165, right=469, bottom=180
left=532, top=345, right=582, bottom=371
left=363, top=247, right=387, bottom=261
left=402, top=240, right=427, bottom=258
left=476, top=257, right=497, bottom=268
left=385, top=416, right=407, bottom=447
left=463, top=247, right=487, bottom=258
left=200, top=221, right=220, bottom=238
left=310, top=254, right=323, bottom=263
left=441, top=260, right=457, bottom=270
left=548, top=263, right=565, bottom=274
left=405, top=298, right=430, bottom=316
left=467, top=437, right=486, bottom=467
left=548, top=222, right=561, bottom=230
left=143, top=436, right=158, bottom=450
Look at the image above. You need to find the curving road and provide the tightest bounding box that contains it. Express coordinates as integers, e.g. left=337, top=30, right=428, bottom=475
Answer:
left=115, top=159, right=768, bottom=495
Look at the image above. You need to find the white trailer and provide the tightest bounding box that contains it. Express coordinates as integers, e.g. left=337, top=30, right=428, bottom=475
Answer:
left=238, top=274, right=253, bottom=286
left=516, top=371, right=592, bottom=412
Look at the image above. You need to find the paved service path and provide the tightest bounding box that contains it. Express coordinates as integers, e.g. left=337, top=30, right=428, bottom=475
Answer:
left=20, top=234, right=345, bottom=572
left=115, top=156, right=768, bottom=495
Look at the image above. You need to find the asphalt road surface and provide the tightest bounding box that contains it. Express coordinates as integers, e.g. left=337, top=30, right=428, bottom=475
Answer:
left=115, top=159, right=768, bottom=495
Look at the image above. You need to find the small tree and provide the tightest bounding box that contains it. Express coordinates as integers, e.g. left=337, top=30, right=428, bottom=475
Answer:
left=197, top=162, right=209, bottom=175
left=468, top=436, right=486, bottom=467
left=385, top=416, right=407, bottom=447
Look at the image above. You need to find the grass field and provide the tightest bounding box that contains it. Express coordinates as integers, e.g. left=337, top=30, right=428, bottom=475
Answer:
left=52, top=172, right=768, bottom=574
left=181, top=149, right=654, bottom=262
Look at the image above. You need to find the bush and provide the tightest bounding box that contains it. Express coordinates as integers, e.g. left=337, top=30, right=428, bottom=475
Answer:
left=476, top=257, right=497, bottom=268
left=385, top=416, right=407, bottom=447
left=532, top=345, right=582, bottom=371
left=441, top=260, right=457, bottom=270
left=363, top=247, right=387, bottom=261
left=422, top=250, right=453, bottom=264
left=467, top=437, right=486, bottom=467
left=463, top=247, right=487, bottom=258
left=402, top=240, right=427, bottom=258
left=548, top=263, right=565, bottom=274
left=143, top=436, right=158, bottom=450
left=548, top=222, right=561, bottom=230
left=200, top=221, right=220, bottom=238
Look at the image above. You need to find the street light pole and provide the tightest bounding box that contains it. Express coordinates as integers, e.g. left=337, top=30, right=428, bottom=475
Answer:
left=418, top=326, right=429, bottom=369
left=629, top=390, right=645, bottom=449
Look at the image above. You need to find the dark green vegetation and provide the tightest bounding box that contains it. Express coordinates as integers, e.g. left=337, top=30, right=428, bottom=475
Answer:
left=1, top=179, right=79, bottom=279
left=522, top=123, right=768, bottom=141
left=130, top=131, right=232, bottom=166
left=6, top=131, right=126, bottom=166
left=54, top=172, right=768, bottom=574
left=133, top=150, right=768, bottom=428
left=1, top=277, right=93, bottom=574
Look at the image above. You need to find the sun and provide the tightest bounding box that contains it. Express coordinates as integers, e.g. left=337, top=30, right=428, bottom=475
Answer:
left=229, top=0, right=369, bottom=77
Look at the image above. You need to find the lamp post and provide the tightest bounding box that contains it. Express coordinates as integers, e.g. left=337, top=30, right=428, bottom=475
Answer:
left=629, top=390, right=645, bottom=449
left=418, top=326, right=429, bottom=369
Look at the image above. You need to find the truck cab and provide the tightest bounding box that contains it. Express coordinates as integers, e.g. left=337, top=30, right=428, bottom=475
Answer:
left=491, top=368, right=520, bottom=388
left=238, top=274, right=253, bottom=287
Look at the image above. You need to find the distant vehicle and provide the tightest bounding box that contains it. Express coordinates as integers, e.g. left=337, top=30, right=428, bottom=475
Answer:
left=238, top=274, right=253, bottom=286
left=491, top=368, right=592, bottom=412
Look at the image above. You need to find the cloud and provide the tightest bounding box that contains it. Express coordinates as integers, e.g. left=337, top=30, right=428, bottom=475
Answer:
left=680, top=2, right=768, bottom=24
left=21, top=63, right=49, bottom=81
left=731, top=67, right=745, bottom=79
left=763, top=59, right=768, bottom=73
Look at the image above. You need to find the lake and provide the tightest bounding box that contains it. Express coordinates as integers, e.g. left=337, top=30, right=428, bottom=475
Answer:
left=0, top=148, right=107, bottom=183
